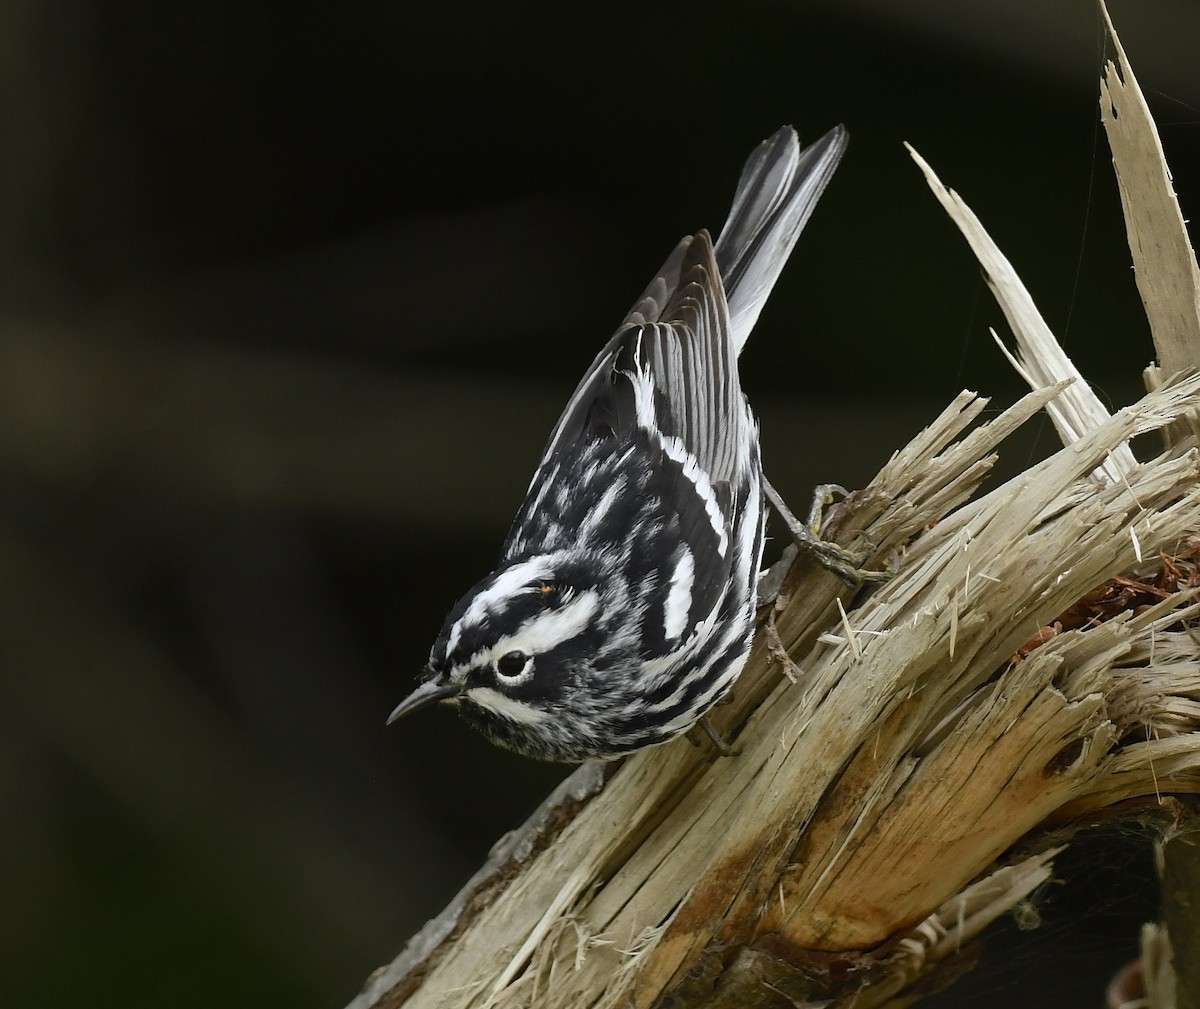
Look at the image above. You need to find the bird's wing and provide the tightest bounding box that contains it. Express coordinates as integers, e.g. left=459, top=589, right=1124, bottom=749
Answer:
left=531, top=230, right=748, bottom=487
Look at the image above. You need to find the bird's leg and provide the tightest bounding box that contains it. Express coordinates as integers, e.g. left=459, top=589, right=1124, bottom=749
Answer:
left=762, top=477, right=891, bottom=586
left=686, top=716, right=740, bottom=756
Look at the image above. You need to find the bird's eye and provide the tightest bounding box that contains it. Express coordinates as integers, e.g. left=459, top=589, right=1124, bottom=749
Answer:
left=494, top=650, right=532, bottom=680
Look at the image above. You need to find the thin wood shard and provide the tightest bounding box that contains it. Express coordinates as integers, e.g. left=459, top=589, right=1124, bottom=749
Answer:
left=906, top=142, right=1137, bottom=485
left=1099, top=3, right=1200, bottom=377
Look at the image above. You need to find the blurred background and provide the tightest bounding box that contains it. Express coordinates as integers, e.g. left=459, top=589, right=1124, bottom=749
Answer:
left=0, top=1, right=1196, bottom=1006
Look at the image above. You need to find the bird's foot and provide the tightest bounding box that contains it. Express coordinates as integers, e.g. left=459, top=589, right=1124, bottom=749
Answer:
left=763, top=478, right=893, bottom=587
left=685, top=716, right=740, bottom=757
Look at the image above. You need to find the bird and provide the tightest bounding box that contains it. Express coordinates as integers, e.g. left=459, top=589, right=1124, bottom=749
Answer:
left=388, top=124, right=850, bottom=762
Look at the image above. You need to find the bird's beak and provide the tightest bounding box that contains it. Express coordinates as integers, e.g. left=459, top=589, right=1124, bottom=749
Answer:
left=386, top=677, right=464, bottom=725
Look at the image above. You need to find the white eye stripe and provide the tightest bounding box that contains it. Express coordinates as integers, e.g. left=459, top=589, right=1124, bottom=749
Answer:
left=446, top=553, right=567, bottom=656
left=451, top=589, right=600, bottom=680
left=466, top=687, right=554, bottom=726
left=497, top=589, right=599, bottom=659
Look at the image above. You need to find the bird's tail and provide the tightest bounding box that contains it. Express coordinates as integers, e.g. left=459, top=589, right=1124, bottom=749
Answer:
left=714, top=124, right=847, bottom=354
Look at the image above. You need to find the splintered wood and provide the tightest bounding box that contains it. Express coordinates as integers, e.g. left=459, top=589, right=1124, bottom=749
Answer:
left=356, top=368, right=1200, bottom=1009
left=355, top=8, right=1200, bottom=1008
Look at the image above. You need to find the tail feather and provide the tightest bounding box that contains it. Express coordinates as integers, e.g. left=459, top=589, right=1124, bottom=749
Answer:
left=715, top=125, right=847, bottom=353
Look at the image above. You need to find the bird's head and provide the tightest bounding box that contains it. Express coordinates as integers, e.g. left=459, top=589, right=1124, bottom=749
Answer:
left=387, top=554, right=614, bottom=760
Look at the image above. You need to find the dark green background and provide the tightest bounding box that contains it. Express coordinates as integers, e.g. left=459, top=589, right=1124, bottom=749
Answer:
left=0, top=2, right=1195, bottom=1007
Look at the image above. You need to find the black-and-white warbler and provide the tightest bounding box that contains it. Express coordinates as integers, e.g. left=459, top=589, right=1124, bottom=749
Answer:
left=389, top=125, right=849, bottom=761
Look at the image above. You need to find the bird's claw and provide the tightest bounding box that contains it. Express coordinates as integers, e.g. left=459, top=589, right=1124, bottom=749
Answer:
left=685, top=716, right=740, bottom=756
left=764, top=477, right=893, bottom=587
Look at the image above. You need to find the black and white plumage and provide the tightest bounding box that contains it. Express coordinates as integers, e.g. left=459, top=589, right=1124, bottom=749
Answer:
left=389, top=125, right=848, bottom=761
